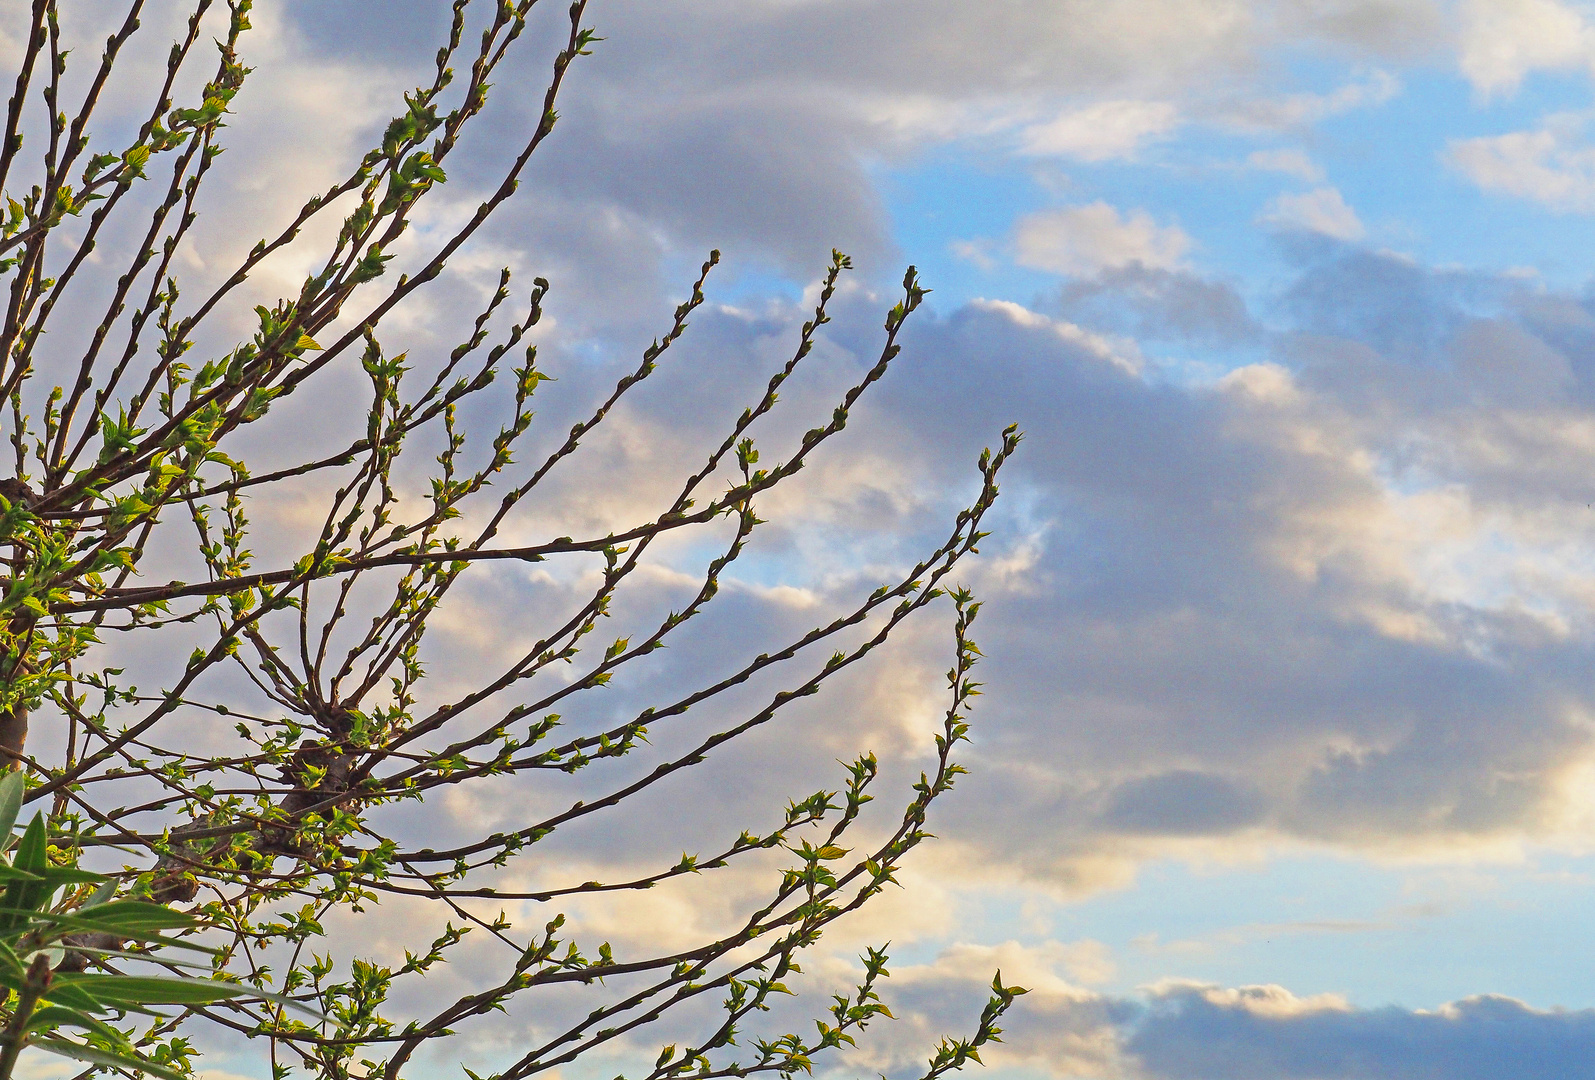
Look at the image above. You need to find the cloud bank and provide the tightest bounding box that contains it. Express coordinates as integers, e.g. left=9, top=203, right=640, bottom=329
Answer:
left=30, top=1, right=1595, bottom=1075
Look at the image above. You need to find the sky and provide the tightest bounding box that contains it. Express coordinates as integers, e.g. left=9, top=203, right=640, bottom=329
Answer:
left=24, top=0, right=1595, bottom=1077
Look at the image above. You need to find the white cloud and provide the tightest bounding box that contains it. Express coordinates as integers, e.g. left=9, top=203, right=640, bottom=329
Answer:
left=831, top=238, right=1595, bottom=871
left=1219, top=362, right=1303, bottom=406
left=1259, top=186, right=1366, bottom=239
left=950, top=237, right=998, bottom=270
left=1449, top=112, right=1595, bottom=211
left=1014, top=202, right=1192, bottom=276
left=1246, top=148, right=1326, bottom=182
left=900, top=939, right=1115, bottom=996
left=970, top=299, right=1145, bottom=374
left=1223, top=69, right=1401, bottom=131
left=1458, top=0, right=1595, bottom=95
left=1021, top=100, right=1181, bottom=161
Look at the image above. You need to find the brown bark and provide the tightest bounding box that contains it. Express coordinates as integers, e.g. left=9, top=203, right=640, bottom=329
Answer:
left=0, top=702, right=27, bottom=770
left=0, top=478, right=36, bottom=767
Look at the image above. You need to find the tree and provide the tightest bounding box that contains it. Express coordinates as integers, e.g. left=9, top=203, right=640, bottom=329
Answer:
left=0, top=2, right=1024, bottom=1077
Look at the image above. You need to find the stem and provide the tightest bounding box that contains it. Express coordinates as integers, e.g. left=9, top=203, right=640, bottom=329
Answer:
left=0, top=953, right=51, bottom=1079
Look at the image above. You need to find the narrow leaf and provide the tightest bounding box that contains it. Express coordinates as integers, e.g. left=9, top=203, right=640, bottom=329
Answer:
left=24, top=1005, right=121, bottom=1039
left=0, top=909, right=217, bottom=953
left=66, top=900, right=200, bottom=933
left=0, top=770, right=24, bottom=844
left=31, top=1036, right=186, bottom=1080
left=50, top=974, right=246, bottom=1005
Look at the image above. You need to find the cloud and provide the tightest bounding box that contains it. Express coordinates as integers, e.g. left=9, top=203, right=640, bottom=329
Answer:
left=34, top=2, right=1595, bottom=1075
left=1449, top=112, right=1595, bottom=212
left=1246, top=148, right=1326, bottom=182
left=951, top=237, right=999, bottom=271
left=797, top=243, right=1595, bottom=882
left=1021, top=100, right=1181, bottom=161
left=1276, top=0, right=1445, bottom=54
left=1260, top=186, right=1367, bottom=239
left=968, top=300, right=1145, bottom=374
left=1220, top=70, right=1401, bottom=131
left=1014, top=203, right=1192, bottom=276
left=1457, top=0, right=1595, bottom=95
left=841, top=948, right=1595, bottom=1080
left=1129, top=983, right=1595, bottom=1079
left=242, top=0, right=1436, bottom=304
left=851, top=940, right=1125, bottom=1078
left=1100, top=770, right=1268, bottom=836
left=1052, top=265, right=1261, bottom=347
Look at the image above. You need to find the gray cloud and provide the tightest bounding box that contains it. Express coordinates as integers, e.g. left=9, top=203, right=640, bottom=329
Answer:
left=817, top=243, right=1595, bottom=874
left=401, top=232, right=1595, bottom=884
left=22, top=3, right=1595, bottom=1076
left=351, top=231, right=1595, bottom=892
left=41, top=0, right=1595, bottom=878
left=1101, top=771, right=1268, bottom=836
left=824, top=951, right=1595, bottom=1080
left=1052, top=266, right=1262, bottom=348
left=242, top=0, right=1454, bottom=305
left=1130, top=984, right=1595, bottom=1080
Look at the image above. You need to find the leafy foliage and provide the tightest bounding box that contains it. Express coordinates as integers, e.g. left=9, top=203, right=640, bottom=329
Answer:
left=0, top=771, right=276, bottom=1079
left=0, top=2, right=1024, bottom=1078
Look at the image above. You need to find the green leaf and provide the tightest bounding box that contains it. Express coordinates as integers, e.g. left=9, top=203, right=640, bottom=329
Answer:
left=0, top=909, right=217, bottom=953
left=50, top=974, right=246, bottom=1006
left=80, top=879, right=116, bottom=908
left=40, top=982, right=110, bottom=1011
left=0, top=939, right=23, bottom=978
left=63, top=946, right=216, bottom=972
left=10, top=814, right=44, bottom=875
left=30, top=866, right=105, bottom=887
left=32, top=1036, right=187, bottom=1080
left=24, top=1005, right=122, bottom=1039
left=0, top=769, right=25, bottom=845
left=120, top=144, right=151, bottom=173
left=0, top=815, right=52, bottom=931
left=66, top=900, right=200, bottom=934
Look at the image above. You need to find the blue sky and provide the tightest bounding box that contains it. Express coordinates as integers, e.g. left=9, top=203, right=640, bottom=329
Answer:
left=887, top=61, right=1595, bottom=312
